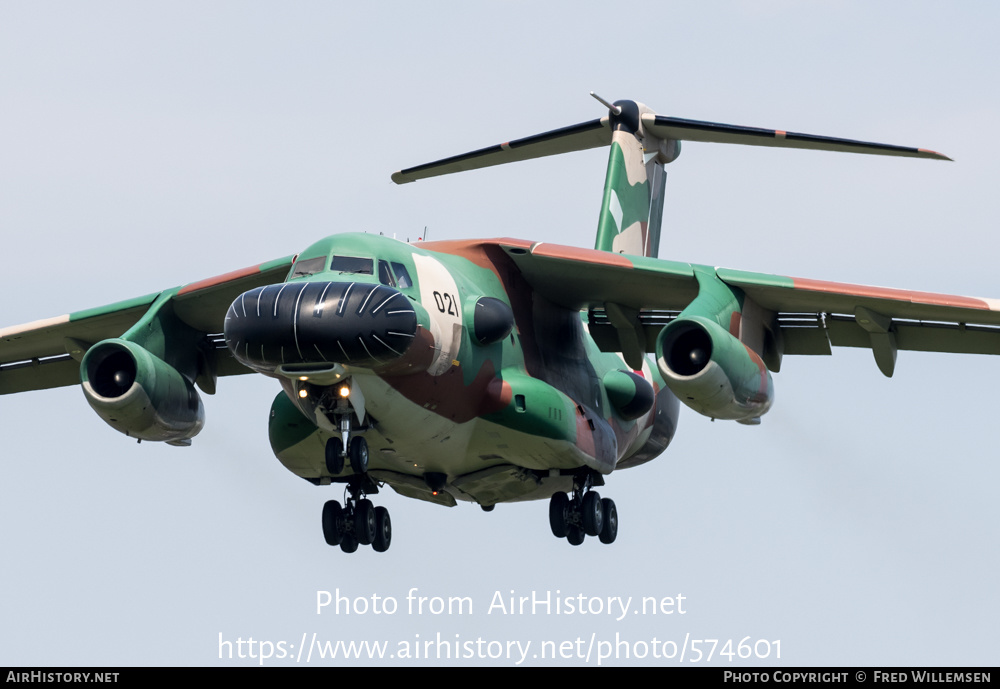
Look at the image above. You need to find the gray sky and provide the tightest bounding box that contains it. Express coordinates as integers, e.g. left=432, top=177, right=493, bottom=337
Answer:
left=1, top=1, right=997, bottom=667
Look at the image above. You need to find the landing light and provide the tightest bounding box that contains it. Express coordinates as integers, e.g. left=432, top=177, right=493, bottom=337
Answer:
left=298, top=389, right=309, bottom=399
left=338, top=384, right=351, bottom=398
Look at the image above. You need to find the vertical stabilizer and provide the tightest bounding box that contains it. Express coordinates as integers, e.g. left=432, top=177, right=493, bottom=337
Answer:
left=593, top=99, right=679, bottom=259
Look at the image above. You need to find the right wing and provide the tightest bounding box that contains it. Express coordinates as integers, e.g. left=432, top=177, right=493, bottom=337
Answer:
left=0, top=256, right=294, bottom=395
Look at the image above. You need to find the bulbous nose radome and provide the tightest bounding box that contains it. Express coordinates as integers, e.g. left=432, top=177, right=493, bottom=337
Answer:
left=224, top=281, right=418, bottom=372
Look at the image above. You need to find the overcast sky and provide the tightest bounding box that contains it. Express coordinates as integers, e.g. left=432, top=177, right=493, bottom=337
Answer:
left=1, top=1, right=997, bottom=667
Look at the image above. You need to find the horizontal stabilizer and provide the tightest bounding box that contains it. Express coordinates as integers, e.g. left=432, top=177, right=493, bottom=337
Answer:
left=392, top=95, right=950, bottom=263
left=643, top=114, right=951, bottom=161
left=391, top=117, right=610, bottom=184
left=392, top=99, right=951, bottom=188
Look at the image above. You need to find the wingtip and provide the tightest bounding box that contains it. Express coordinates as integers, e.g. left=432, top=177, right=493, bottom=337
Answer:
left=391, top=171, right=411, bottom=184
left=920, top=149, right=954, bottom=162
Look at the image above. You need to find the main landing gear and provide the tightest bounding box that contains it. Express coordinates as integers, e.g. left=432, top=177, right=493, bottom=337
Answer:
left=322, top=483, right=391, bottom=553
left=548, top=476, right=618, bottom=546
left=321, top=434, right=390, bottom=553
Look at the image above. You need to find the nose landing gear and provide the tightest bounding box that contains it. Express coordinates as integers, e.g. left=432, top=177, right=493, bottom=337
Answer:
left=324, top=435, right=370, bottom=475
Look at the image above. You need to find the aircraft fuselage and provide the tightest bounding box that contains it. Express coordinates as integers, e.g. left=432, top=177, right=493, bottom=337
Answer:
left=226, top=233, right=680, bottom=508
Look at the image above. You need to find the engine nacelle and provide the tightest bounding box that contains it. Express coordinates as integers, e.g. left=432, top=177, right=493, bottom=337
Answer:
left=655, top=316, right=773, bottom=422
left=614, top=386, right=681, bottom=470
left=80, top=339, right=205, bottom=443
left=602, top=369, right=655, bottom=421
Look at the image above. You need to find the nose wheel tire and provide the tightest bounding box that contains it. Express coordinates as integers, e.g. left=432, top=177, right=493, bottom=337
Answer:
left=349, top=436, right=369, bottom=474
left=325, top=438, right=344, bottom=475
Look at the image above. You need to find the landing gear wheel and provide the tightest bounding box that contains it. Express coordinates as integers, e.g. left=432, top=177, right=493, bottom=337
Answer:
left=349, top=436, right=369, bottom=474
left=372, top=506, right=392, bottom=552
left=549, top=492, right=569, bottom=538
left=354, top=498, right=376, bottom=545
left=581, top=491, right=604, bottom=537
left=322, top=500, right=343, bottom=546
left=339, top=535, right=358, bottom=553
left=599, top=498, right=618, bottom=544
left=325, top=438, right=344, bottom=475
left=566, top=525, right=585, bottom=546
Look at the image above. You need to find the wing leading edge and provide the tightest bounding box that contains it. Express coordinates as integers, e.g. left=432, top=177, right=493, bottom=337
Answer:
left=0, top=256, right=294, bottom=395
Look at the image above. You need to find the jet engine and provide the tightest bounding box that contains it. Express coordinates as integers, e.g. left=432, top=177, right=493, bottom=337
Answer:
left=80, top=339, right=205, bottom=443
left=655, top=316, right=773, bottom=422
left=602, top=369, right=655, bottom=421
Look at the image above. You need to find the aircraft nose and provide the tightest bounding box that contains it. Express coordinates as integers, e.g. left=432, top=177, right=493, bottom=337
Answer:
left=224, top=281, right=417, bottom=372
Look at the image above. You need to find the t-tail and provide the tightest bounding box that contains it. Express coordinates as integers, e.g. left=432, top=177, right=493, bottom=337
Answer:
left=590, top=94, right=675, bottom=258
left=392, top=93, right=950, bottom=258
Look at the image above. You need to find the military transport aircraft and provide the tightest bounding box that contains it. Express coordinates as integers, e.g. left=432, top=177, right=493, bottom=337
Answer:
left=1, top=94, right=988, bottom=554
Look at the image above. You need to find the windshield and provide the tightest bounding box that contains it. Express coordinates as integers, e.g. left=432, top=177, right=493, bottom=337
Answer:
left=331, top=255, right=374, bottom=275
left=288, top=256, right=327, bottom=279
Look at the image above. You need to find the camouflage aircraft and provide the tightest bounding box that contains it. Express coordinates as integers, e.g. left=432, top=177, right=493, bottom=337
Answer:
left=2, top=94, right=985, bottom=554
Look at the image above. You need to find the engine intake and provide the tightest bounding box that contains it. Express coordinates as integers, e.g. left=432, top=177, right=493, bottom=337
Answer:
left=81, top=339, right=205, bottom=443
left=602, top=369, right=655, bottom=421
left=656, top=316, right=773, bottom=422
left=662, top=321, right=713, bottom=376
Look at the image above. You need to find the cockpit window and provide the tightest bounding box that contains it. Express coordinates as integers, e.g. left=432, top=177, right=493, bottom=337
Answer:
left=330, top=255, right=373, bottom=275
left=288, top=256, right=327, bottom=279
left=378, top=260, right=396, bottom=287
left=391, top=262, right=413, bottom=288
left=378, top=260, right=414, bottom=289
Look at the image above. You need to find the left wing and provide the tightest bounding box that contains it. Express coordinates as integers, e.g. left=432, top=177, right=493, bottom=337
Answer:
left=0, top=256, right=294, bottom=394
left=451, top=238, right=1000, bottom=376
